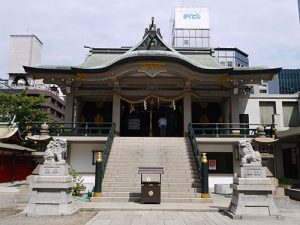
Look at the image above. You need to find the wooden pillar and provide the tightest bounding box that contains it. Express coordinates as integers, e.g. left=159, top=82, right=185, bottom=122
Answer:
left=64, top=93, right=74, bottom=124
left=112, top=94, right=120, bottom=135
left=183, top=95, right=192, bottom=137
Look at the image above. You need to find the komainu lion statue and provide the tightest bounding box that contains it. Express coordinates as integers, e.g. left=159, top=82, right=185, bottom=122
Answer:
left=238, top=140, right=261, bottom=165
left=44, top=138, right=67, bottom=163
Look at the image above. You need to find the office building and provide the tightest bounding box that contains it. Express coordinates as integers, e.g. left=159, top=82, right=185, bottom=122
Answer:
left=171, top=7, right=210, bottom=48
left=2, top=35, right=65, bottom=121
left=269, top=69, right=300, bottom=94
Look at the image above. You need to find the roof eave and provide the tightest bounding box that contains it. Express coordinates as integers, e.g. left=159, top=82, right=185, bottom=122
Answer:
left=24, top=66, right=75, bottom=74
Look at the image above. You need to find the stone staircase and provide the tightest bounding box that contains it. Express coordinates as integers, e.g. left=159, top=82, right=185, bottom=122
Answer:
left=92, top=137, right=206, bottom=203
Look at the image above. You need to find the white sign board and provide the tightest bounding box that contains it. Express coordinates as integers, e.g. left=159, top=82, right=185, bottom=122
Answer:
left=175, top=7, right=210, bottom=29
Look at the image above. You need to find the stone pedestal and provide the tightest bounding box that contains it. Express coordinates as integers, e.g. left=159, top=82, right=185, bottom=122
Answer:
left=226, top=164, right=283, bottom=219
left=22, top=162, right=78, bottom=216
left=214, top=184, right=232, bottom=195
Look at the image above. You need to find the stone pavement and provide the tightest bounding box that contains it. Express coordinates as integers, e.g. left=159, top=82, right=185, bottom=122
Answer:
left=82, top=193, right=300, bottom=225
left=0, top=181, right=25, bottom=193
left=85, top=211, right=300, bottom=225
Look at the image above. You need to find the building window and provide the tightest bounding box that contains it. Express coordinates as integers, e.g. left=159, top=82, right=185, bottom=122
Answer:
left=259, top=102, right=276, bottom=125
left=220, top=61, right=225, bottom=66
left=227, top=61, right=233, bottom=67
left=183, top=39, right=189, bottom=46
left=283, top=102, right=300, bottom=127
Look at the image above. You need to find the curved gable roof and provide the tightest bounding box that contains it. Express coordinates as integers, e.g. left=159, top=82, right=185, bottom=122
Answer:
left=24, top=18, right=281, bottom=77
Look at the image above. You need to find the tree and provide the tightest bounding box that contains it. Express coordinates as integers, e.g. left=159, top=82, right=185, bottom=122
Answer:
left=0, top=92, right=49, bottom=135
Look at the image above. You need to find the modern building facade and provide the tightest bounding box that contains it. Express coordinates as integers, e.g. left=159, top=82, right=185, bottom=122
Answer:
left=214, top=47, right=249, bottom=68
left=1, top=35, right=66, bottom=121
left=171, top=7, right=210, bottom=48
left=8, top=35, right=42, bottom=87
left=268, top=69, right=300, bottom=94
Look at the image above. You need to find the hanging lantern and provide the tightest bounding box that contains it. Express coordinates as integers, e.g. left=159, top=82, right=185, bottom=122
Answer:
left=129, top=104, right=135, bottom=113
left=150, top=98, right=154, bottom=106
left=144, top=100, right=147, bottom=110
left=172, top=100, right=176, bottom=111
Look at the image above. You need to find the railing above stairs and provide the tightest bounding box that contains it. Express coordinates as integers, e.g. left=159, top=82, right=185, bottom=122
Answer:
left=188, top=123, right=211, bottom=198
left=102, top=123, right=116, bottom=176
left=188, top=123, right=202, bottom=180
left=93, top=122, right=115, bottom=197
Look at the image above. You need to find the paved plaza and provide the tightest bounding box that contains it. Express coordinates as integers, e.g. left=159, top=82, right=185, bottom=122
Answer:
left=1, top=182, right=300, bottom=224
left=86, top=210, right=300, bottom=225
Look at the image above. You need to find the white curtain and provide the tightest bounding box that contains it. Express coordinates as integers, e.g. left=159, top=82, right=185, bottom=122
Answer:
left=259, top=102, right=275, bottom=124
left=283, top=102, right=300, bottom=127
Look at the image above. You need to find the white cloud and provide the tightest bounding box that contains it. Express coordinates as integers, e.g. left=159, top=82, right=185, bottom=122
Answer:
left=0, top=0, right=299, bottom=78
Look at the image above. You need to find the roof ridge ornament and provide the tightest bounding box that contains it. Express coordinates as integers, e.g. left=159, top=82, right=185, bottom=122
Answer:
left=138, top=17, right=169, bottom=50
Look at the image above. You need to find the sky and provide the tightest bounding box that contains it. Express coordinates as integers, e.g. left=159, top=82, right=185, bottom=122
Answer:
left=0, top=0, right=299, bottom=79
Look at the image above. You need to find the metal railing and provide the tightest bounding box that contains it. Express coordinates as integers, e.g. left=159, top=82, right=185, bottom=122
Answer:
left=191, top=123, right=273, bottom=138
left=26, top=122, right=113, bottom=137
left=188, top=123, right=202, bottom=180
left=102, top=123, right=115, bottom=177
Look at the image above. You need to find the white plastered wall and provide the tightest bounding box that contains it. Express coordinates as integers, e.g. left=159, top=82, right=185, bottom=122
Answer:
left=69, top=142, right=106, bottom=173
left=232, top=94, right=299, bottom=131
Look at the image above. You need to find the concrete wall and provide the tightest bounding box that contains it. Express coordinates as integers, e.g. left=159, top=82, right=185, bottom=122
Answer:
left=197, top=143, right=240, bottom=174
left=69, top=142, right=106, bottom=173
left=8, top=35, right=42, bottom=75
left=232, top=94, right=299, bottom=131
left=197, top=143, right=233, bottom=153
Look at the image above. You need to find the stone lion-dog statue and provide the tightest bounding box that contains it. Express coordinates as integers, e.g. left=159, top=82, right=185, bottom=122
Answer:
left=44, top=138, right=67, bottom=163
left=238, top=140, right=261, bottom=165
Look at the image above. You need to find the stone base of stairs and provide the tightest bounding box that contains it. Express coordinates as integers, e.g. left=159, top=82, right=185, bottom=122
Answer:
left=79, top=201, right=217, bottom=212
left=90, top=196, right=213, bottom=203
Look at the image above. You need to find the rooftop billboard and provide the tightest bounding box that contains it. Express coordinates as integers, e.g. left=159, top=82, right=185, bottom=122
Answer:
left=174, top=7, right=210, bottom=29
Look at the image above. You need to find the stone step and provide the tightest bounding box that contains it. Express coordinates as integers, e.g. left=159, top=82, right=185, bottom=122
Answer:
left=100, top=137, right=202, bottom=203
left=103, top=177, right=200, bottom=183
left=103, top=173, right=200, bottom=179
left=111, top=149, right=192, bottom=152
left=105, top=167, right=198, bottom=172
left=101, top=187, right=201, bottom=193
left=108, top=152, right=194, bottom=155
left=101, top=192, right=201, bottom=198
left=102, top=182, right=201, bottom=188
left=105, top=163, right=197, bottom=168
left=106, top=162, right=198, bottom=166
left=111, top=149, right=190, bottom=152
left=107, top=158, right=196, bottom=163
left=90, top=196, right=211, bottom=203
left=111, top=147, right=190, bottom=150
left=104, top=173, right=199, bottom=178
left=104, top=168, right=199, bottom=173
left=109, top=157, right=193, bottom=160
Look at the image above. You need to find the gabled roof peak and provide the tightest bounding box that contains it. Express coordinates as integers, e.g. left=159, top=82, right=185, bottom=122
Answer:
left=143, top=17, right=163, bottom=39
left=130, top=17, right=174, bottom=52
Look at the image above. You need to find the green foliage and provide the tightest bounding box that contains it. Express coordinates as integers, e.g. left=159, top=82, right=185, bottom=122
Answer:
left=0, top=92, right=49, bottom=135
left=69, top=166, right=86, bottom=196
left=278, top=178, right=291, bottom=186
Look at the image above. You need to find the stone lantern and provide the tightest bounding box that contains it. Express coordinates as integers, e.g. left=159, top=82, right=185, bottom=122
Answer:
left=252, top=125, right=278, bottom=177
left=27, top=123, right=52, bottom=172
